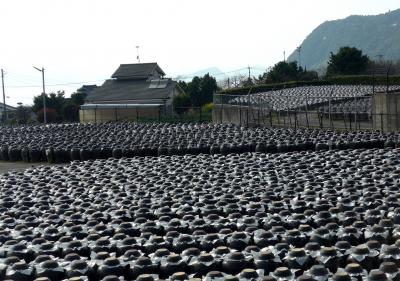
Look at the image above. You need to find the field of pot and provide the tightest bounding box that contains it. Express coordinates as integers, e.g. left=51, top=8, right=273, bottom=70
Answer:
left=228, top=85, right=400, bottom=111
left=1, top=123, right=400, bottom=163
left=1, top=149, right=400, bottom=280
left=319, top=98, right=371, bottom=115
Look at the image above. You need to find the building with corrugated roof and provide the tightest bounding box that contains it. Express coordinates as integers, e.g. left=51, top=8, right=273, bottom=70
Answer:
left=0, top=103, right=17, bottom=122
left=80, top=63, right=181, bottom=123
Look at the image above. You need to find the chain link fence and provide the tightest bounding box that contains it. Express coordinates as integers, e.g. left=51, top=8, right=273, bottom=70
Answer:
left=213, top=90, right=400, bottom=131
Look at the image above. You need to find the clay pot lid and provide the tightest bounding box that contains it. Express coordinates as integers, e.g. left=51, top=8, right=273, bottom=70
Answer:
left=136, top=256, right=152, bottom=266
left=366, top=240, right=381, bottom=250
left=41, top=260, right=58, bottom=269
left=35, top=278, right=51, bottom=281
left=198, top=253, right=214, bottom=262
left=12, top=261, right=29, bottom=270
left=166, top=253, right=182, bottom=263
left=289, top=248, right=306, bottom=257
left=229, top=252, right=245, bottom=260
left=379, top=262, right=398, bottom=274
left=71, top=260, right=87, bottom=270
left=298, top=275, right=316, bottom=281
left=352, top=244, right=370, bottom=255
left=136, top=274, right=155, bottom=281
left=335, top=241, right=351, bottom=250
left=154, top=248, right=170, bottom=257
left=345, top=263, right=363, bottom=274
left=274, top=267, right=292, bottom=277
left=305, top=242, right=321, bottom=251
left=64, top=253, right=81, bottom=261
left=101, top=276, right=121, bottom=281
left=332, top=271, right=352, bottom=281
left=224, top=276, right=240, bottom=281
left=170, top=272, right=188, bottom=280
left=258, top=250, right=275, bottom=260
left=215, top=246, right=230, bottom=255
left=368, top=270, right=388, bottom=281
left=239, top=268, right=259, bottom=279
left=320, top=247, right=337, bottom=256
left=383, top=245, right=400, bottom=255
left=95, top=252, right=110, bottom=260
left=207, top=271, right=224, bottom=278
left=310, top=265, right=329, bottom=276
left=104, top=257, right=120, bottom=266
left=182, top=247, right=201, bottom=256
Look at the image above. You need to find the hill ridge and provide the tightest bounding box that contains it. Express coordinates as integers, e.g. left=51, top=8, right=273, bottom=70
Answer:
left=287, top=9, right=400, bottom=70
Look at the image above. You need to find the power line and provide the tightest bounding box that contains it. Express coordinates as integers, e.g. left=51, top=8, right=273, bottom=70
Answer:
left=6, top=79, right=106, bottom=88
left=4, top=65, right=269, bottom=88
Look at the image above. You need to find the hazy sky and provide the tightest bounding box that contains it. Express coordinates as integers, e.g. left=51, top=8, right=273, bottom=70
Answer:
left=0, top=0, right=399, bottom=106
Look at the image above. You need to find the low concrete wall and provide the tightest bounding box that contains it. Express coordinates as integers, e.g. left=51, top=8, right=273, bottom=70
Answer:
left=80, top=107, right=161, bottom=123
left=372, top=91, right=400, bottom=132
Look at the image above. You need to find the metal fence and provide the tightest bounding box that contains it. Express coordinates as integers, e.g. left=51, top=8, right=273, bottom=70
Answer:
left=213, top=93, right=399, bottom=131
left=137, top=107, right=212, bottom=123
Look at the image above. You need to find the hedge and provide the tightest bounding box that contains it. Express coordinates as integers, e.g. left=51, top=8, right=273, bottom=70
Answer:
left=218, top=75, right=400, bottom=96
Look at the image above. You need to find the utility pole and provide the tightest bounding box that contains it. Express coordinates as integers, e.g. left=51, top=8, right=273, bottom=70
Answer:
left=33, top=67, right=47, bottom=124
left=1, top=69, right=6, bottom=123
left=283, top=51, right=286, bottom=62
left=247, top=66, right=251, bottom=80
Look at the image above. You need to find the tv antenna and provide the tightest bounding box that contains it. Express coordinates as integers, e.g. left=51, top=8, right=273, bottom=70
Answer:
left=136, top=46, right=140, bottom=63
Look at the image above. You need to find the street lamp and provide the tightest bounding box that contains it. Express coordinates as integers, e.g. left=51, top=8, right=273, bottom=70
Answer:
left=33, top=66, right=47, bottom=124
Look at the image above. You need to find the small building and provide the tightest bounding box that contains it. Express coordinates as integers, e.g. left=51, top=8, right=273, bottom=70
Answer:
left=76, top=84, right=98, bottom=96
left=80, top=63, right=180, bottom=123
left=0, top=103, right=17, bottom=122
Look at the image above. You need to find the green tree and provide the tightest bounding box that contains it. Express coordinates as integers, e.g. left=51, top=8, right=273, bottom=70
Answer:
left=62, top=102, right=80, bottom=122
left=259, top=61, right=318, bottom=83
left=299, top=70, right=319, bottom=81
left=15, top=103, right=31, bottom=124
left=326, top=46, right=370, bottom=76
left=177, top=81, right=188, bottom=94
left=173, top=93, right=191, bottom=116
left=32, top=90, right=66, bottom=122
left=263, top=61, right=302, bottom=83
left=199, top=73, right=218, bottom=106
left=187, top=76, right=202, bottom=107
left=70, top=91, right=87, bottom=105
left=186, top=74, right=218, bottom=107
left=37, top=108, right=57, bottom=123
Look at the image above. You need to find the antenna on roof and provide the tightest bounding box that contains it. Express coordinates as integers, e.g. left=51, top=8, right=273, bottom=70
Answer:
left=136, top=46, right=140, bottom=63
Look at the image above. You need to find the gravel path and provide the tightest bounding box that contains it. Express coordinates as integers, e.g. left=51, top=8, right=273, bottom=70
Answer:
left=0, top=161, right=66, bottom=174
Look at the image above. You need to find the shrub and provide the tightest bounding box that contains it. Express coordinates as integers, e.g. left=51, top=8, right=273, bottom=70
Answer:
left=37, top=108, right=57, bottom=123
left=201, top=103, right=213, bottom=113
left=173, top=93, right=191, bottom=116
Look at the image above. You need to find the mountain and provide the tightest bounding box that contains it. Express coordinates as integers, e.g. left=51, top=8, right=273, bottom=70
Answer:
left=176, top=67, right=224, bottom=81
left=287, top=9, right=400, bottom=70
left=176, top=66, right=266, bottom=82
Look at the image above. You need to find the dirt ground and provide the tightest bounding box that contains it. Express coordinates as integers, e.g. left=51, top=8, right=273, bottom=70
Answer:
left=0, top=161, right=66, bottom=174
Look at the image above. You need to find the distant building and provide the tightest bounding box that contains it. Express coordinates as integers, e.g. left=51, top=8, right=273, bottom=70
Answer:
left=76, top=84, right=98, bottom=96
left=0, top=103, right=17, bottom=122
left=80, top=63, right=180, bottom=123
